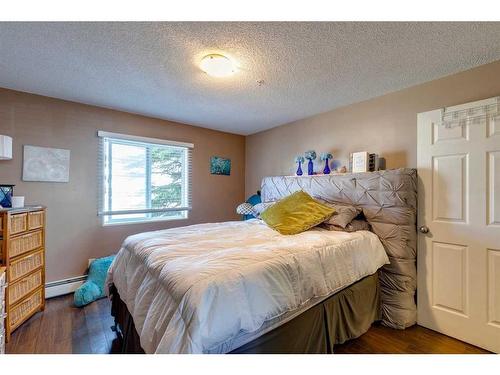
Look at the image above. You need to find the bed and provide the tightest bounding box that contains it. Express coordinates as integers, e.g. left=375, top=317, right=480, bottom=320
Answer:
left=107, top=168, right=417, bottom=354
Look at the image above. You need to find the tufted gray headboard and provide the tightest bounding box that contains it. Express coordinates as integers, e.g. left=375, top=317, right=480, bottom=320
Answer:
left=260, top=168, right=417, bottom=329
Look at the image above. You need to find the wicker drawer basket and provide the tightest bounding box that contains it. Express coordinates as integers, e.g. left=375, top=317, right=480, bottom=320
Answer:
left=9, top=287, right=43, bottom=331
left=28, top=211, right=44, bottom=230
left=9, top=213, right=27, bottom=235
left=9, top=250, right=44, bottom=282
left=9, top=230, right=43, bottom=259
left=9, top=269, right=43, bottom=306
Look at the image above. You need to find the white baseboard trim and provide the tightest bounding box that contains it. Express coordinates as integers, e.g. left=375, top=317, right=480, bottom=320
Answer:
left=45, top=275, right=87, bottom=299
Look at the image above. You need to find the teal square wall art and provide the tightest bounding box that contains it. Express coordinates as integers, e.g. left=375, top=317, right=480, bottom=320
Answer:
left=210, top=156, right=231, bottom=176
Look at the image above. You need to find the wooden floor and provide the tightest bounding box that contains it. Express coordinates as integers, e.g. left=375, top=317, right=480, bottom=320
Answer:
left=6, top=294, right=490, bottom=354
left=6, top=293, right=119, bottom=354
left=334, top=324, right=490, bottom=354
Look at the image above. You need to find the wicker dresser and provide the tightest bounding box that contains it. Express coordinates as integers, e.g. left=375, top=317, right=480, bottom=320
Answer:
left=0, top=266, right=6, bottom=354
left=0, top=206, right=46, bottom=342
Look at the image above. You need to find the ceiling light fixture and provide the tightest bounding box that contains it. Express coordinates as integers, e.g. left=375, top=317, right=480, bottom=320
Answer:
left=200, top=54, right=235, bottom=77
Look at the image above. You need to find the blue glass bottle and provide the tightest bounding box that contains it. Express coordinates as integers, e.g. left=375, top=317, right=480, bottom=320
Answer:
left=308, top=159, right=314, bottom=175
left=296, top=161, right=303, bottom=176
left=323, top=160, right=331, bottom=174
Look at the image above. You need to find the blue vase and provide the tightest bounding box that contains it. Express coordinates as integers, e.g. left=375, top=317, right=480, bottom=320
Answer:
left=308, top=159, right=314, bottom=175
left=323, top=160, right=331, bottom=174
left=296, top=161, right=303, bottom=176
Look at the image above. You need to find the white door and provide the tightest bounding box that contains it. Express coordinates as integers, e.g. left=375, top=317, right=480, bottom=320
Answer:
left=417, top=96, right=500, bottom=353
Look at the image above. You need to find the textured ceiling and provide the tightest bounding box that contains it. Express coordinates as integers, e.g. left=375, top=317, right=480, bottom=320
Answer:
left=1, top=22, right=500, bottom=135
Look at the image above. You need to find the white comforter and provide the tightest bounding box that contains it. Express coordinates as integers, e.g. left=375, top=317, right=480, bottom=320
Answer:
left=106, top=219, right=388, bottom=353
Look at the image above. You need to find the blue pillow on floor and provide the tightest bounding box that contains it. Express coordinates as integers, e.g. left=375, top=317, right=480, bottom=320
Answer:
left=74, top=255, right=116, bottom=307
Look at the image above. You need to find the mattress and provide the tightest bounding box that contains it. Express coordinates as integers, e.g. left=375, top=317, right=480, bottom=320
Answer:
left=106, top=219, right=389, bottom=353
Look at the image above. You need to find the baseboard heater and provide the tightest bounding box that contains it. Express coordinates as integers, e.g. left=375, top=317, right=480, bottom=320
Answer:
left=45, top=275, right=87, bottom=299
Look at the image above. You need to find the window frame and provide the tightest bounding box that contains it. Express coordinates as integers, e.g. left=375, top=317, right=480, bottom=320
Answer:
left=97, top=131, right=193, bottom=226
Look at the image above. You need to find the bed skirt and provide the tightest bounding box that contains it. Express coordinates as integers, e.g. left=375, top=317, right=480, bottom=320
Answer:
left=109, top=272, right=380, bottom=354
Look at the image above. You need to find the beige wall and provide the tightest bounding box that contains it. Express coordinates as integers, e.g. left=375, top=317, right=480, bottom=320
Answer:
left=0, top=88, right=245, bottom=282
left=4, top=59, right=500, bottom=281
left=246, top=59, right=500, bottom=195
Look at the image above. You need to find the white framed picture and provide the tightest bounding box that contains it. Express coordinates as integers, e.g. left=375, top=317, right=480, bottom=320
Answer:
left=22, top=145, right=71, bottom=182
left=351, top=151, right=369, bottom=173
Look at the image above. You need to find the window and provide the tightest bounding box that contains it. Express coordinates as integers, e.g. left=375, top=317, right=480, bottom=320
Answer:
left=98, top=131, right=193, bottom=225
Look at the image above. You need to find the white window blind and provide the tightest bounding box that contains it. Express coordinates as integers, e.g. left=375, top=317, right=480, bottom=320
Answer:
left=97, top=131, right=193, bottom=225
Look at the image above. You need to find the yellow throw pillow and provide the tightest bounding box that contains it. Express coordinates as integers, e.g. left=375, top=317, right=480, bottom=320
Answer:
left=260, top=191, right=335, bottom=235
